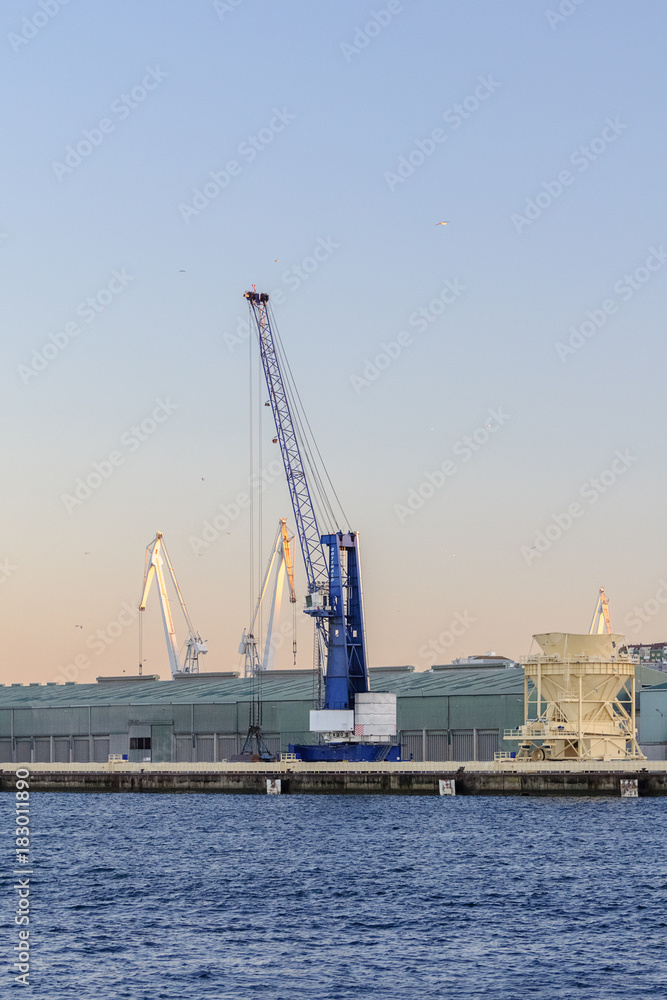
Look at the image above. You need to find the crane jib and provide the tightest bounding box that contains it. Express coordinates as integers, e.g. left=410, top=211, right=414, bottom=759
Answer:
left=244, top=291, right=328, bottom=593
left=244, top=290, right=369, bottom=710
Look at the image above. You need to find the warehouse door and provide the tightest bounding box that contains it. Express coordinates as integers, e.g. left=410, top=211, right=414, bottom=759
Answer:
left=54, top=739, right=70, bottom=763
left=73, top=738, right=90, bottom=763
left=263, top=736, right=281, bottom=757
left=478, top=731, right=499, bottom=761
left=452, top=731, right=473, bottom=761
left=196, top=736, right=215, bottom=762
left=151, top=725, right=173, bottom=763
left=217, top=736, right=238, bottom=761
left=400, top=733, right=423, bottom=762
left=34, top=739, right=51, bottom=763
left=175, top=737, right=192, bottom=763
left=426, top=732, right=449, bottom=762
left=16, top=739, right=32, bottom=762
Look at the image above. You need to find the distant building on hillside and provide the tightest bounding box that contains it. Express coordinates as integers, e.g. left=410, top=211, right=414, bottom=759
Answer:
left=628, top=642, right=667, bottom=672
left=431, top=653, right=517, bottom=671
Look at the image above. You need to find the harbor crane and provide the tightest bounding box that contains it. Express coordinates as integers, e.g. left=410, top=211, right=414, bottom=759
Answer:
left=139, top=532, right=208, bottom=677
left=589, top=587, right=613, bottom=636
left=239, top=517, right=297, bottom=678
left=244, top=291, right=398, bottom=761
left=237, top=518, right=297, bottom=760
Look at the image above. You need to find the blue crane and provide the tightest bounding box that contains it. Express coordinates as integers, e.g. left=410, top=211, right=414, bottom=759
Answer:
left=244, top=291, right=369, bottom=715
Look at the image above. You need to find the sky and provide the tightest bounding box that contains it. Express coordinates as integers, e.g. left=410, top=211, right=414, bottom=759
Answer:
left=2, top=0, right=667, bottom=685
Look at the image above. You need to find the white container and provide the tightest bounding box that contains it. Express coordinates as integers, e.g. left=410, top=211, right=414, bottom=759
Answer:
left=310, top=709, right=354, bottom=733
left=354, top=692, right=397, bottom=726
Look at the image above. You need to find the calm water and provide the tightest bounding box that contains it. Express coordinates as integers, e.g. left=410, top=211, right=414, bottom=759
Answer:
left=5, top=793, right=666, bottom=999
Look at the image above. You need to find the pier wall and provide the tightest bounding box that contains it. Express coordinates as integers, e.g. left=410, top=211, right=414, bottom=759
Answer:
left=2, top=762, right=666, bottom=796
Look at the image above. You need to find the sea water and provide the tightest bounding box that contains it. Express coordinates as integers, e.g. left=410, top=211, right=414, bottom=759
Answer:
left=7, top=793, right=666, bottom=999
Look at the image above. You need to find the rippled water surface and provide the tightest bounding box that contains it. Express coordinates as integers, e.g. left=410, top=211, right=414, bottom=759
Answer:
left=6, top=793, right=666, bottom=998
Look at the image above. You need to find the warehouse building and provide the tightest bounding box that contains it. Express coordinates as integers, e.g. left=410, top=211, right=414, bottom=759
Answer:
left=1, top=663, right=664, bottom=764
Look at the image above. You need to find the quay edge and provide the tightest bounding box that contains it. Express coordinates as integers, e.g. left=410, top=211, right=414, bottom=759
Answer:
left=2, top=761, right=667, bottom=796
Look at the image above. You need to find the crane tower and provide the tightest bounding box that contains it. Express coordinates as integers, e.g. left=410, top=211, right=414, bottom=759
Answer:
left=244, top=291, right=398, bottom=761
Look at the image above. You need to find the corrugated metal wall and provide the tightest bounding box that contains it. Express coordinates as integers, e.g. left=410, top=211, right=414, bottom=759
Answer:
left=0, top=679, right=522, bottom=763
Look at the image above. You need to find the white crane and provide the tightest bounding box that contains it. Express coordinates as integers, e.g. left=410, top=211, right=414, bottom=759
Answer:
left=589, top=586, right=613, bottom=635
left=139, top=531, right=208, bottom=677
left=239, top=518, right=297, bottom=678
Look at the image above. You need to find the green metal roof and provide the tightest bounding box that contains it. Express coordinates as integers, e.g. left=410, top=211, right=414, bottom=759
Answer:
left=0, top=667, right=525, bottom=707
left=2, top=662, right=660, bottom=709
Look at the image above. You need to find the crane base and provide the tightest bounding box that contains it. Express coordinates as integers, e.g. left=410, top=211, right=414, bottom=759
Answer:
left=288, top=742, right=401, bottom=763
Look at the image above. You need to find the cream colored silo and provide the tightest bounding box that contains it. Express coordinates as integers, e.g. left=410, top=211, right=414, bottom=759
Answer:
left=506, top=633, right=644, bottom=761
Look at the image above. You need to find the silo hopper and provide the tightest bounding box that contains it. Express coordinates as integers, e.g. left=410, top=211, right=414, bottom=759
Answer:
left=504, top=633, right=644, bottom=761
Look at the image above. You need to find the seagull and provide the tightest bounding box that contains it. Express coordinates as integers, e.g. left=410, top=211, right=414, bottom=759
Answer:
left=74, top=625, right=83, bottom=629
left=436, top=221, right=449, bottom=226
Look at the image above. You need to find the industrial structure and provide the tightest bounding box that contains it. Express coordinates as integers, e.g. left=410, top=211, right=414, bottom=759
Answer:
left=236, top=518, right=298, bottom=760
left=139, top=532, right=208, bottom=676
left=589, top=587, right=613, bottom=635
left=245, top=290, right=398, bottom=761
left=505, top=633, right=645, bottom=762
left=239, top=518, right=297, bottom=679
left=1, top=661, right=664, bottom=765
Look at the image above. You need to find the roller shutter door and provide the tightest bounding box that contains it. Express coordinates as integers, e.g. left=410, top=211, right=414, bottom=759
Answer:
left=73, top=738, right=90, bottom=763
left=54, top=739, right=71, bottom=763
left=478, top=731, right=499, bottom=761
left=426, top=733, right=449, bottom=762
left=452, top=731, right=473, bottom=761
left=196, top=737, right=215, bottom=762
left=400, top=733, right=422, bottom=762
left=217, top=736, right=238, bottom=760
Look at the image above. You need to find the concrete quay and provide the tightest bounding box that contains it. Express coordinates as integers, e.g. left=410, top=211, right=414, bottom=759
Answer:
left=2, top=760, right=666, bottom=796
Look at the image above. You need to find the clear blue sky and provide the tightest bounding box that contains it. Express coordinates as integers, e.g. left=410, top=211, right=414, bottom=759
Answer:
left=2, top=0, right=667, bottom=683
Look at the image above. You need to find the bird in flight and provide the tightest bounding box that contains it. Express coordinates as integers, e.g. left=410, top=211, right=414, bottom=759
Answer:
left=435, top=221, right=449, bottom=226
